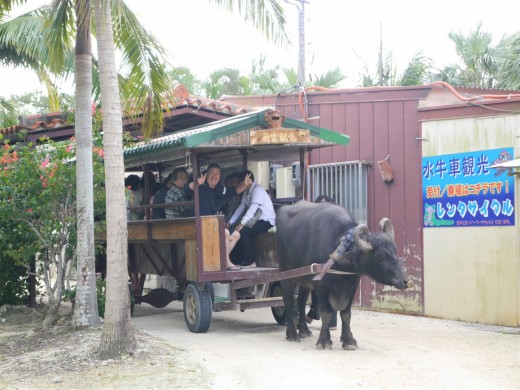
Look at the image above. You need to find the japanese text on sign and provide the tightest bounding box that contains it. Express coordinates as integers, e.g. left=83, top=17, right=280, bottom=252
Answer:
left=422, top=148, right=515, bottom=228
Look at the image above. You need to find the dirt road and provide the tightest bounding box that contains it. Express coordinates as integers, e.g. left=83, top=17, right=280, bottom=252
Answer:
left=132, top=302, right=519, bottom=389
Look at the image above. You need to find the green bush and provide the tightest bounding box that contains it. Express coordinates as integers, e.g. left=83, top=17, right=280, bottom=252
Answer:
left=0, top=132, right=106, bottom=311
left=0, top=221, right=38, bottom=306
left=0, top=259, right=29, bottom=306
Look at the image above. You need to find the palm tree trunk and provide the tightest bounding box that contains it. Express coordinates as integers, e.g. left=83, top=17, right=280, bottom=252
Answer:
left=95, top=0, right=136, bottom=359
left=72, top=0, right=101, bottom=329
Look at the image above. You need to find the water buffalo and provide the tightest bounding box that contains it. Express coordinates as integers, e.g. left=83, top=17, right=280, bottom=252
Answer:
left=276, top=200, right=412, bottom=350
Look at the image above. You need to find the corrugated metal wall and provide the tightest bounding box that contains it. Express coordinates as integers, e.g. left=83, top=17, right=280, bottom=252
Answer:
left=266, top=87, right=430, bottom=314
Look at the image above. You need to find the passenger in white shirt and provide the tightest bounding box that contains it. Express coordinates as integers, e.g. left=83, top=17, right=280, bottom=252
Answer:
left=227, top=170, right=276, bottom=267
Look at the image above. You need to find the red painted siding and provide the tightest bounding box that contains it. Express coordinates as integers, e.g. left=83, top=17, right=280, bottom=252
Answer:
left=302, top=89, right=427, bottom=312
left=225, top=87, right=432, bottom=313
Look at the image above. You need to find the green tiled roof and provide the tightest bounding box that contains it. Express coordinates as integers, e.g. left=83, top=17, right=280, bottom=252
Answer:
left=124, top=108, right=349, bottom=168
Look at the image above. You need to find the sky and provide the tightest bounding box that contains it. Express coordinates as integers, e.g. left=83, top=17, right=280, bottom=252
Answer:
left=0, top=0, right=518, bottom=98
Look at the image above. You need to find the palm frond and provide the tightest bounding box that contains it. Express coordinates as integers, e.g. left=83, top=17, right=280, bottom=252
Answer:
left=35, top=67, right=60, bottom=111
left=399, top=52, right=432, bottom=86
left=496, top=33, right=520, bottom=89
left=111, top=0, right=175, bottom=138
left=0, top=4, right=74, bottom=77
left=210, top=0, right=288, bottom=46
left=447, top=22, right=496, bottom=87
left=282, top=67, right=298, bottom=86
left=0, top=8, right=47, bottom=67
left=0, top=96, right=17, bottom=128
left=0, top=0, right=27, bottom=21
left=311, top=67, right=346, bottom=88
left=46, top=0, right=75, bottom=73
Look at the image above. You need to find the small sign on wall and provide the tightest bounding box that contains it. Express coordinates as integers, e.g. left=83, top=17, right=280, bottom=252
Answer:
left=422, top=148, right=515, bottom=227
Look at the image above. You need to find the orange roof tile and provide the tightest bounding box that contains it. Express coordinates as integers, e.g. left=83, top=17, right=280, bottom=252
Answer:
left=0, top=84, right=252, bottom=142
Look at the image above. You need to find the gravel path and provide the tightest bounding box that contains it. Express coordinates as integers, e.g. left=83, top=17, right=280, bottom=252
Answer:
left=132, top=302, right=520, bottom=390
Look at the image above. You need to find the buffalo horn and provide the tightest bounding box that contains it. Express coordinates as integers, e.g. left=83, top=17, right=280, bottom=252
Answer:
left=354, top=224, right=372, bottom=251
left=379, top=218, right=395, bottom=241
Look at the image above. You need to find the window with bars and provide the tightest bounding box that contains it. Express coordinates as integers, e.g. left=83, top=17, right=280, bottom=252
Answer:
left=307, top=161, right=370, bottom=225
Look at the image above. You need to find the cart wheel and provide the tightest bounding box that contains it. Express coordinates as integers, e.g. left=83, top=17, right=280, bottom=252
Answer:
left=183, top=283, right=212, bottom=333
left=269, top=282, right=287, bottom=325
left=206, top=282, right=215, bottom=304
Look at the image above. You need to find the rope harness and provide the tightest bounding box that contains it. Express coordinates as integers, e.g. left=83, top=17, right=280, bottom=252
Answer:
left=313, top=227, right=359, bottom=280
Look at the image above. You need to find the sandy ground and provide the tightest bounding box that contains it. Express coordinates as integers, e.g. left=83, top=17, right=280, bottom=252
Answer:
left=1, top=301, right=518, bottom=389
left=132, top=302, right=520, bottom=390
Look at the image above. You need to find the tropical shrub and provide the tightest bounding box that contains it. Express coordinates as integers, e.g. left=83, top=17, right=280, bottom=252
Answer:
left=0, top=133, right=105, bottom=320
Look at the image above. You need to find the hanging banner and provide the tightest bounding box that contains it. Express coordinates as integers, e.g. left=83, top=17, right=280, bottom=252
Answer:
left=422, top=148, right=515, bottom=228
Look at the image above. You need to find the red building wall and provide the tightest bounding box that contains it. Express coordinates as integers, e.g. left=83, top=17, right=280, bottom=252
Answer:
left=225, top=86, right=431, bottom=314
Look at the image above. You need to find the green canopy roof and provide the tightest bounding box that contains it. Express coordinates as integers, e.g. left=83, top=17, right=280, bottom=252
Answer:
left=124, top=108, right=349, bottom=169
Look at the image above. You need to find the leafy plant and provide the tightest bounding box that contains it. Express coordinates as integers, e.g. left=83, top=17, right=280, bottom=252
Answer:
left=0, top=132, right=105, bottom=324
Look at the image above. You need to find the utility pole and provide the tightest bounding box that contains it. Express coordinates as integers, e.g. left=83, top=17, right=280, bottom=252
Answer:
left=284, top=0, right=308, bottom=122
left=285, top=0, right=307, bottom=89
left=297, top=0, right=305, bottom=89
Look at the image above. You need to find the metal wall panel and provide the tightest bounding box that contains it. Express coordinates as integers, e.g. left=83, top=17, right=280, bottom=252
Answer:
left=422, top=115, right=520, bottom=326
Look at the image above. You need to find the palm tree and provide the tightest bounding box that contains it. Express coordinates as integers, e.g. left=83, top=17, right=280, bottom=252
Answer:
left=432, top=25, right=520, bottom=89
left=248, top=54, right=283, bottom=94
left=398, top=52, right=433, bottom=86
left=494, top=33, right=520, bottom=90
left=73, top=0, right=101, bottom=329
left=203, top=67, right=253, bottom=99
left=94, top=0, right=135, bottom=357
left=446, top=22, right=497, bottom=88
left=168, top=66, right=204, bottom=96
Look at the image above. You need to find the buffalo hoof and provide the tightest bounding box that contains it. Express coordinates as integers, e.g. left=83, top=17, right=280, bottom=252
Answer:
left=286, top=335, right=302, bottom=343
left=286, top=327, right=300, bottom=342
left=342, top=340, right=358, bottom=351
left=316, top=339, right=333, bottom=350
left=298, top=328, right=312, bottom=339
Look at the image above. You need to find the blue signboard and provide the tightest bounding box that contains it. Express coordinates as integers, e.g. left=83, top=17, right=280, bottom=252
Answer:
left=422, top=148, right=515, bottom=228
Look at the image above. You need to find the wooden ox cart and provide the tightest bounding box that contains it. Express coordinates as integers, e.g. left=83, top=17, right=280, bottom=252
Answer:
left=98, top=108, right=349, bottom=332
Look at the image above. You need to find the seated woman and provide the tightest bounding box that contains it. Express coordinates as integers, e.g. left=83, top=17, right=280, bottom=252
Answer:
left=190, top=164, right=241, bottom=270
left=227, top=170, right=276, bottom=267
